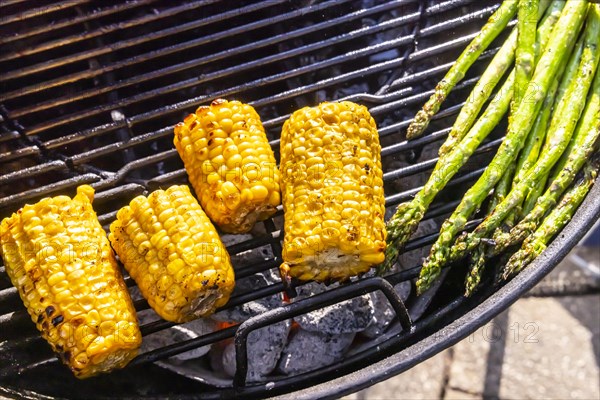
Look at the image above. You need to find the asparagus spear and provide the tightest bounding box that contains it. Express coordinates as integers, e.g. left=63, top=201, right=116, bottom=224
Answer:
left=451, top=6, right=600, bottom=262
left=438, top=0, right=556, bottom=157
left=416, top=1, right=589, bottom=294
left=544, top=34, right=588, bottom=179
left=493, top=65, right=600, bottom=255
left=502, top=157, right=599, bottom=280
left=465, top=170, right=514, bottom=296
left=512, top=27, right=585, bottom=213
left=466, top=3, right=563, bottom=295
left=406, top=0, right=519, bottom=140
left=467, top=43, right=547, bottom=297
left=518, top=34, right=588, bottom=215
left=382, top=73, right=514, bottom=274
left=489, top=0, right=551, bottom=217
left=490, top=32, right=587, bottom=246
left=380, top=5, right=563, bottom=275
left=487, top=0, right=554, bottom=225
left=510, top=12, right=584, bottom=192
left=513, top=0, right=539, bottom=114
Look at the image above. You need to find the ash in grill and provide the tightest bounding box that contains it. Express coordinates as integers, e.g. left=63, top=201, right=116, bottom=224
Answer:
left=2, top=0, right=598, bottom=399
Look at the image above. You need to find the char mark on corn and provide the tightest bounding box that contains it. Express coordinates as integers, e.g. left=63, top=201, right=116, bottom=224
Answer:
left=279, top=101, right=386, bottom=282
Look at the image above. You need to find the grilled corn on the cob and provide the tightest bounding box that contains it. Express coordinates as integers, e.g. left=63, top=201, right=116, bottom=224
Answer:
left=279, top=101, right=386, bottom=282
left=0, top=185, right=141, bottom=379
left=109, top=185, right=235, bottom=323
left=174, top=99, right=281, bottom=233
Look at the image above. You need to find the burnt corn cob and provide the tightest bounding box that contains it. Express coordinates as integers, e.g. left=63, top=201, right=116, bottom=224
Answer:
left=0, top=185, right=141, bottom=379
left=174, top=99, right=281, bottom=233
left=279, top=101, right=386, bottom=282
left=109, top=185, right=235, bottom=323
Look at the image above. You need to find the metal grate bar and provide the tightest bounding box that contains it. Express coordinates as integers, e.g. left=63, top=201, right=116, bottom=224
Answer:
left=382, top=138, right=503, bottom=182
left=130, top=324, right=240, bottom=366
left=0, top=0, right=90, bottom=27
left=0, top=0, right=29, bottom=8
left=0, top=0, right=157, bottom=45
left=70, top=127, right=171, bottom=165
left=22, top=11, right=411, bottom=135
left=424, top=0, right=475, bottom=15
left=4, top=0, right=402, bottom=108
left=0, top=145, right=40, bottom=163
left=0, top=0, right=283, bottom=82
left=0, top=174, right=100, bottom=210
left=0, top=130, right=20, bottom=143
left=235, top=259, right=281, bottom=280
left=0, top=160, right=69, bottom=185
left=17, top=2, right=492, bottom=159
left=386, top=167, right=487, bottom=207
left=88, top=150, right=177, bottom=191
left=420, top=4, right=498, bottom=36
left=0, top=0, right=170, bottom=62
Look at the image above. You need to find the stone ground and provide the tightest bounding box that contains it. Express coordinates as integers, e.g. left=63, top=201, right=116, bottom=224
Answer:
left=343, top=244, right=600, bottom=400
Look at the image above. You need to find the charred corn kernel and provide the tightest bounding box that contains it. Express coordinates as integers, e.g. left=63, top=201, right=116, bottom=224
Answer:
left=174, top=99, right=281, bottom=233
left=0, top=185, right=141, bottom=379
left=279, top=101, right=386, bottom=282
left=109, top=185, right=235, bottom=323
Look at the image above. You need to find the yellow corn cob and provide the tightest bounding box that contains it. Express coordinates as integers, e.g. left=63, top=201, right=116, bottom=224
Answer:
left=109, top=185, right=235, bottom=323
left=279, top=101, right=387, bottom=282
left=0, top=185, right=141, bottom=379
left=173, top=99, right=281, bottom=234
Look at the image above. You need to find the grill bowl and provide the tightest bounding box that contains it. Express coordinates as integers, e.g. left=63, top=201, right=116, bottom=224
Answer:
left=1, top=0, right=598, bottom=398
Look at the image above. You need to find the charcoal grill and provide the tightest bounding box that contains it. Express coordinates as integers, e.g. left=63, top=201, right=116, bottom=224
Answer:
left=1, top=0, right=599, bottom=399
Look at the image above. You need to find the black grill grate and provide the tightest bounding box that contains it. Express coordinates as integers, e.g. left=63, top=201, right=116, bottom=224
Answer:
left=1, top=1, right=598, bottom=398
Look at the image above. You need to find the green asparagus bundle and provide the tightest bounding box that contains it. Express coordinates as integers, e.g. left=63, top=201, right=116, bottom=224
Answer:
left=449, top=6, right=600, bottom=264
left=416, top=0, right=589, bottom=294
left=406, top=0, right=519, bottom=140
left=379, top=4, right=562, bottom=275
left=502, top=156, right=599, bottom=280
left=494, top=64, right=600, bottom=256
left=465, top=48, right=567, bottom=296
left=466, top=0, right=545, bottom=296
left=490, top=31, right=587, bottom=248
left=438, top=0, right=556, bottom=157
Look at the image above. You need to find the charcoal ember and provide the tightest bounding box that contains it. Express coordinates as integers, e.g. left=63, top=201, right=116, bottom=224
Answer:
left=219, top=233, right=253, bottom=249
left=212, top=268, right=282, bottom=323
left=221, top=231, right=275, bottom=267
left=293, top=282, right=374, bottom=334
left=140, top=315, right=218, bottom=361
left=277, top=329, right=355, bottom=376
left=212, top=301, right=269, bottom=324
left=127, top=284, right=145, bottom=302
left=221, top=319, right=291, bottom=382
left=364, top=8, right=412, bottom=65
left=362, top=281, right=411, bottom=339
left=229, top=245, right=274, bottom=266
left=331, top=82, right=369, bottom=101
left=397, top=218, right=439, bottom=268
